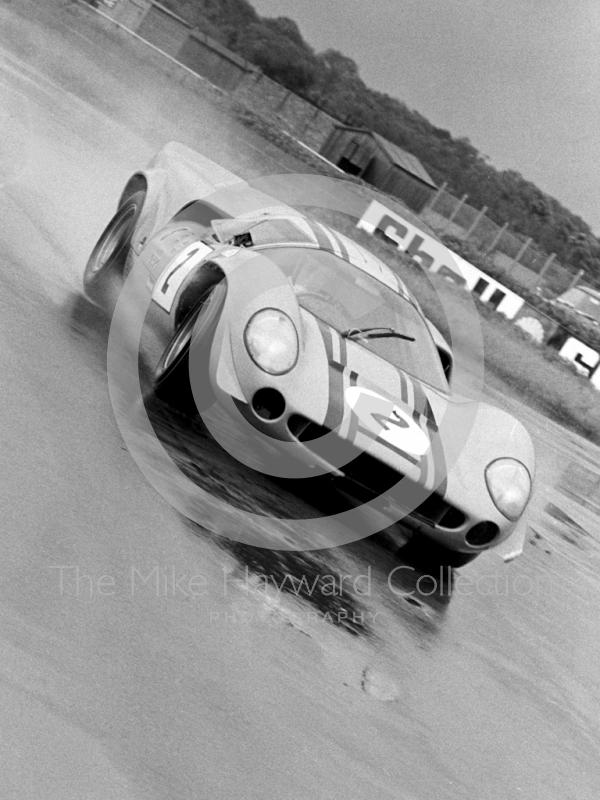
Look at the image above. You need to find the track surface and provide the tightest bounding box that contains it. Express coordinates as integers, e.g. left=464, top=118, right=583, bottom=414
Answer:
left=1, top=2, right=600, bottom=798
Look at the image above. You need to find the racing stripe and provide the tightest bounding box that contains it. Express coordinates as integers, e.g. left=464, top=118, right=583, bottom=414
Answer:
left=398, top=370, right=409, bottom=405
left=326, top=364, right=345, bottom=427
left=328, top=229, right=350, bottom=261
left=318, top=321, right=346, bottom=431
left=397, top=369, right=439, bottom=433
left=422, top=396, right=439, bottom=433
left=338, top=328, right=348, bottom=369
left=428, top=429, right=448, bottom=496
left=304, top=220, right=333, bottom=252
left=396, top=276, right=411, bottom=299
left=345, top=370, right=360, bottom=444
left=286, top=216, right=321, bottom=246
left=331, top=327, right=341, bottom=363
left=411, top=378, right=439, bottom=432
left=410, top=379, right=428, bottom=418
left=404, top=372, right=416, bottom=409
left=315, top=223, right=343, bottom=257
left=412, top=407, right=432, bottom=489
left=340, top=236, right=367, bottom=268
left=337, top=366, right=354, bottom=439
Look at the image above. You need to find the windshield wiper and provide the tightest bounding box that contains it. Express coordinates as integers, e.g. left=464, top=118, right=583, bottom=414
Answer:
left=342, top=327, right=415, bottom=342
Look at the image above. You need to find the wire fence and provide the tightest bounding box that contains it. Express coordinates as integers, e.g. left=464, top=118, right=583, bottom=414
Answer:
left=421, top=187, right=582, bottom=298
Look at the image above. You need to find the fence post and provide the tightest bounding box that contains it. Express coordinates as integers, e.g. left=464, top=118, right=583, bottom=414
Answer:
left=565, top=269, right=585, bottom=292
left=441, top=193, right=468, bottom=232
left=423, top=182, right=447, bottom=213
left=515, top=237, right=532, bottom=263
left=463, top=205, right=488, bottom=241
left=484, top=221, right=508, bottom=254
left=537, top=253, right=555, bottom=280
left=276, top=89, right=290, bottom=111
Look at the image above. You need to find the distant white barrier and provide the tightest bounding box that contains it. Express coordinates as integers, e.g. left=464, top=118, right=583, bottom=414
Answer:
left=358, top=199, right=600, bottom=388
left=357, top=200, right=525, bottom=319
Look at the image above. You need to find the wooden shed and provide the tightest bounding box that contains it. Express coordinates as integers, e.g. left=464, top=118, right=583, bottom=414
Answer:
left=320, top=125, right=437, bottom=213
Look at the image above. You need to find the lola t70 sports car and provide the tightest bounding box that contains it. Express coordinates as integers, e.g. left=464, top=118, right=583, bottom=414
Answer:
left=84, top=143, right=535, bottom=568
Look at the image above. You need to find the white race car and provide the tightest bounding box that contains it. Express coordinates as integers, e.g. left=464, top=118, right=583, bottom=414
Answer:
left=84, top=143, right=535, bottom=567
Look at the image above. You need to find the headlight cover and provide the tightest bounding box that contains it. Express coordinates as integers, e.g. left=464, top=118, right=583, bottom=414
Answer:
left=485, top=458, right=532, bottom=521
left=244, top=309, right=299, bottom=375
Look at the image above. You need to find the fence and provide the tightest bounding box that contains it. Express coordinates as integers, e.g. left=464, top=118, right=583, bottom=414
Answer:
left=96, top=0, right=339, bottom=151
left=421, top=186, right=582, bottom=299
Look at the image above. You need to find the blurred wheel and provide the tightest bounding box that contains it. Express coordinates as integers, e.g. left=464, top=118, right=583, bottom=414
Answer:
left=83, top=190, right=145, bottom=306
left=154, top=280, right=226, bottom=413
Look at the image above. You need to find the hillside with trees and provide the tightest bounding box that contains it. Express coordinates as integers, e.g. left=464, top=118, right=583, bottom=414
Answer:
left=162, top=0, right=600, bottom=282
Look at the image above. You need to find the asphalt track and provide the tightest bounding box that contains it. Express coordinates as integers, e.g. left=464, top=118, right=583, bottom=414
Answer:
left=1, top=2, right=600, bottom=798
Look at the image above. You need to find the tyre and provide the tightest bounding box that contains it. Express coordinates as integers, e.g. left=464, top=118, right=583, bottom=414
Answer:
left=397, top=534, right=479, bottom=570
left=83, top=190, right=145, bottom=306
left=153, top=279, right=226, bottom=413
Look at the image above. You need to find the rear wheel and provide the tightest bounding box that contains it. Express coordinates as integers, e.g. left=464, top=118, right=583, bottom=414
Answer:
left=83, top=190, right=145, bottom=306
left=153, top=280, right=226, bottom=413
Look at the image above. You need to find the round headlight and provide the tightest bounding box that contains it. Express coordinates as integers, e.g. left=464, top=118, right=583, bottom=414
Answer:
left=244, top=309, right=299, bottom=375
left=485, top=458, right=532, bottom=521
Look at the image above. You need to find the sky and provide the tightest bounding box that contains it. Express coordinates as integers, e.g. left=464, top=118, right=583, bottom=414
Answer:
left=250, top=0, right=600, bottom=234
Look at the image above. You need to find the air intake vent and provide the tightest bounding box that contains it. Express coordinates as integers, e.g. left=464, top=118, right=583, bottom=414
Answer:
left=466, top=522, right=499, bottom=546
left=287, top=414, right=465, bottom=529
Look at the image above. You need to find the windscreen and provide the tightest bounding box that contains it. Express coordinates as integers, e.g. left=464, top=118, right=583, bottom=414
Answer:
left=258, top=247, right=448, bottom=390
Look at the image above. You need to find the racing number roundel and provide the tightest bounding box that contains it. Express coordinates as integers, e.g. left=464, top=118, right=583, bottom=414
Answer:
left=344, top=386, right=430, bottom=456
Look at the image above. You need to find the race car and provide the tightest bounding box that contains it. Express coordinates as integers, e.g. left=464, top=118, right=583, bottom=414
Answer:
left=84, top=142, right=535, bottom=568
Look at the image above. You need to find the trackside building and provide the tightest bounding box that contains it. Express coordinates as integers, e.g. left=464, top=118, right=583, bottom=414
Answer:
left=320, top=126, right=437, bottom=213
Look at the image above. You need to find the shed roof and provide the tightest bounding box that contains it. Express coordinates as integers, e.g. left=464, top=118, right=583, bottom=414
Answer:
left=371, top=132, right=437, bottom=189
left=331, top=125, right=437, bottom=189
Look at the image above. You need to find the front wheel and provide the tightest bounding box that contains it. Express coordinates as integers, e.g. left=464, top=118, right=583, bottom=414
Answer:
left=153, top=280, right=226, bottom=413
left=83, top=190, right=146, bottom=306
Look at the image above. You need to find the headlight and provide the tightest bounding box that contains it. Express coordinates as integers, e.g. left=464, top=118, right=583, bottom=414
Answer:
left=485, top=458, right=532, bottom=521
left=244, top=309, right=299, bottom=375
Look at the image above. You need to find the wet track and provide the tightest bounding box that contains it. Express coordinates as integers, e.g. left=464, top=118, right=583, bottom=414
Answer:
left=1, top=2, right=600, bottom=798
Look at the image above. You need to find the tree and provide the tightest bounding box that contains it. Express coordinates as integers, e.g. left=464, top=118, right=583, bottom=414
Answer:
left=262, top=17, right=308, bottom=50
left=231, top=23, right=318, bottom=94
